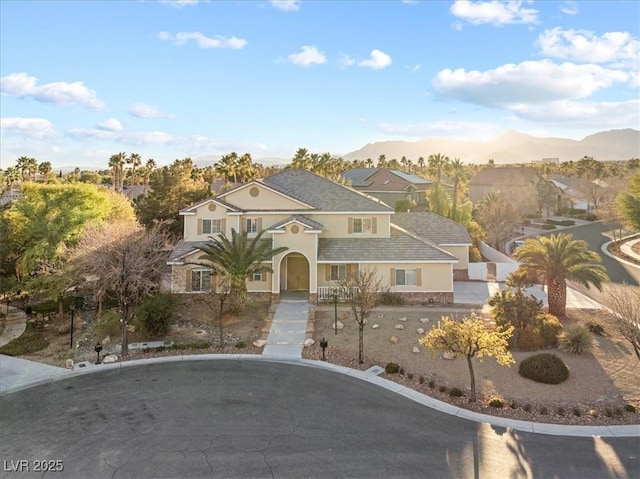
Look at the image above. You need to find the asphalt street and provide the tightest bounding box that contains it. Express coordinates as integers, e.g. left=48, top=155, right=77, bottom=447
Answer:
left=1, top=360, right=638, bottom=479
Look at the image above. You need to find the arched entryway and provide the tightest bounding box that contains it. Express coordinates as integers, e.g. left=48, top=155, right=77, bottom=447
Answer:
left=280, top=252, right=310, bottom=296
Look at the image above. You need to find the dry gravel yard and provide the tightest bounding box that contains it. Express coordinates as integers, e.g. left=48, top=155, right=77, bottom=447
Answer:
left=303, top=305, right=640, bottom=426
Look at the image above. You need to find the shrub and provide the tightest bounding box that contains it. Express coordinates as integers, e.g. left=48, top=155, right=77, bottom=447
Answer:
left=509, top=401, right=518, bottom=410
left=95, top=311, right=121, bottom=340
left=605, top=408, right=613, bottom=418
left=558, top=325, right=593, bottom=354
left=556, top=407, right=565, bottom=416
left=516, top=326, right=545, bottom=351
left=489, top=397, right=505, bottom=408
left=378, top=290, right=405, bottom=306
left=539, top=406, right=549, bottom=415
left=385, top=362, right=400, bottom=374
left=428, top=380, right=435, bottom=389
left=572, top=407, right=582, bottom=417
left=448, top=387, right=464, bottom=397
left=234, top=340, right=246, bottom=349
left=540, top=224, right=556, bottom=230
left=625, top=404, right=637, bottom=413
left=407, top=372, right=414, bottom=380
left=614, top=407, right=624, bottom=417
left=519, top=353, right=570, bottom=384
left=136, top=293, right=177, bottom=337
left=418, top=375, right=425, bottom=385
left=523, top=404, right=532, bottom=412
left=438, top=385, right=447, bottom=393
left=0, top=322, right=49, bottom=356
left=399, top=367, right=405, bottom=375
left=587, top=321, right=605, bottom=336
left=535, top=313, right=563, bottom=348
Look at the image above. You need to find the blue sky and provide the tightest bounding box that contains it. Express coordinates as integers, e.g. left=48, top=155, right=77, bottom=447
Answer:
left=1, top=0, right=638, bottom=169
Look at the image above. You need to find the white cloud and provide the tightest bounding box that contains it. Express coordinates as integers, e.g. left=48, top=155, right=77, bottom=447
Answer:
left=160, top=0, right=200, bottom=7
left=269, top=1, right=300, bottom=11
left=158, top=31, right=247, bottom=49
left=357, top=49, right=392, bottom=70
left=128, top=103, right=174, bottom=119
left=97, top=118, right=123, bottom=132
left=1, top=117, right=56, bottom=139
left=560, top=1, right=578, bottom=15
left=376, top=120, right=500, bottom=139
left=450, top=0, right=539, bottom=26
left=0, top=72, right=105, bottom=109
left=509, top=99, right=639, bottom=127
left=433, top=60, right=629, bottom=106
left=286, top=46, right=327, bottom=66
left=537, top=28, right=640, bottom=66
left=339, top=54, right=356, bottom=67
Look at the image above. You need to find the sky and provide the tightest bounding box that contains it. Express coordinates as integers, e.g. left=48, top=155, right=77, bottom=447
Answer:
left=1, top=0, right=639, bottom=170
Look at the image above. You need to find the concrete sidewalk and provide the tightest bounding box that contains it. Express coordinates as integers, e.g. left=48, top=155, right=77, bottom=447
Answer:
left=0, top=354, right=70, bottom=394
left=262, top=301, right=311, bottom=358
left=0, top=306, right=28, bottom=348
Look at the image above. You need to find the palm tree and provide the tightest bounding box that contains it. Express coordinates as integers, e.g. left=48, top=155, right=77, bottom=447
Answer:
left=127, top=153, right=142, bottom=185
left=513, top=233, right=609, bottom=316
left=427, top=153, right=449, bottom=183
left=291, top=148, right=310, bottom=170
left=194, top=229, right=288, bottom=313
left=108, top=152, right=126, bottom=193
left=5, top=167, right=20, bottom=191
left=38, top=161, right=52, bottom=181
left=447, top=157, right=465, bottom=221
left=215, top=153, right=239, bottom=183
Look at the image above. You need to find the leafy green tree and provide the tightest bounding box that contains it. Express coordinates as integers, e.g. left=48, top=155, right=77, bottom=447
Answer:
left=420, top=314, right=514, bottom=402
left=426, top=182, right=451, bottom=217
left=134, top=158, right=211, bottom=237
left=616, top=172, right=640, bottom=231
left=446, top=158, right=466, bottom=221
left=513, top=233, right=609, bottom=317
left=194, top=229, right=288, bottom=314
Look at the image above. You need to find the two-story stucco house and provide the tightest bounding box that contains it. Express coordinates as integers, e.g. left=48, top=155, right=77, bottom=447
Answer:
left=166, top=169, right=471, bottom=303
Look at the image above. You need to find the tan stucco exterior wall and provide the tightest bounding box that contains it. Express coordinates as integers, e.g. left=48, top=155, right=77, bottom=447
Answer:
left=305, top=213, right=391, bottom=237
left=183, top=203, right=233, bottom=241
left=441, top=245, right=469, bottom=269
left=222, top=184, right=311, bottom=210
left=272, top=223, right=318, bottom=293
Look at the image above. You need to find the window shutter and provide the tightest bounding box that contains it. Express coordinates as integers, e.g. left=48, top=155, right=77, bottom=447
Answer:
left=348, top=217, right=353, bottom=234
left=416, top=268, right=422, bottom=286
left=347, top=264, right=356, bottom=279
left=390, top=268, right=396, bottom=286
left=197, top=219, right=203, bottom=235
left=325, top=265, right=331, bottom=281
left=240, top=219, right=245, bottom=232
left=221, top=219, right=226, bottom=234
left=257, top=218, right=262, bottom=231
left=185, top=270, right=191, bottom=292
left=372, top=217, right=377, bottom=234
left=262, top=272, right=268, bottom=283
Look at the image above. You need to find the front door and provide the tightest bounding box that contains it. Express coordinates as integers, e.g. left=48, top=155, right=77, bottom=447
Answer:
left=286, top=255, right=309, bottom=291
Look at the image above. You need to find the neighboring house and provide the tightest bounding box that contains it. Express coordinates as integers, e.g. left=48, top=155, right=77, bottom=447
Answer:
left=469, top=167, right=563, bottom=216
left=341, top=169, right=434, bottom=209
left=548, top=174, right=614, bottom=211
left=166, top=169, right=471, bottom=303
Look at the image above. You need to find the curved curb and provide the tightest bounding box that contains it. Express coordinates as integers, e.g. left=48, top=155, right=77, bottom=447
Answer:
left=2, top=354, right=638, bottom=438
left=601, top=239, right=640, bottom=270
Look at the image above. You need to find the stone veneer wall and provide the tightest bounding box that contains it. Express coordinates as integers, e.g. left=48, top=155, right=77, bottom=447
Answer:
left=453, top=269, right=469, bottom=281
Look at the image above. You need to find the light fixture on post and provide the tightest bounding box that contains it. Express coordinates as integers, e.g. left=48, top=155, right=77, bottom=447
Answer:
left=332, top=288, right=338, bottom=335
left=94, top=343, right=103, bottom=364
left=69, top=301, right=76, bottom=350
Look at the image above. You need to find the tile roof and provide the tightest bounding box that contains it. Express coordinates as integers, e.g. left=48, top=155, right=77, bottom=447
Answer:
left=179, top=197, right=241, bottom=214
left=391, top=212, right=472, bottom=245
left=263, top=169, right=392, bottom=212
left=470, top=167, right=544, bottom=187
left=317, top=227, right=456, bottom=262
left=167, top=240, right=211, bottom=264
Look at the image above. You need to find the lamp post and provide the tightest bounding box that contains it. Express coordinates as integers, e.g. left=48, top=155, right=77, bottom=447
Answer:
left=320, top=337, right=328, bottom=361
left=94, top=343, right=103, bottom=364
left=332, top=288, right=338, bottom=335
left=69, top=301, right=76, bottom=350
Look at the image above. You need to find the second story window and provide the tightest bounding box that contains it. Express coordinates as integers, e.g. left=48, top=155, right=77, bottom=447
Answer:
left=202, top=219, right=222, bottom=235
left=349, top=218, right=375, bottom=234
left=246, top=218, right=259, bottom=233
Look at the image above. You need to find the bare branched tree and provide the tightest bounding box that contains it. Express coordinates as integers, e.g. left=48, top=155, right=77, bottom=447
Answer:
left=338, top=266, right=383, bottom=364
left=601, top=284, right=640, bottom=362
left=72, top=220, right=171, bottom=356
left=196, top=277, right=231, bottom=349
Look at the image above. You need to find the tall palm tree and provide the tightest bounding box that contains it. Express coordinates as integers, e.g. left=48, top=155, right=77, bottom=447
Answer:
left=215, top=153, right=239, bottom=183
left=38, top=161, right=52, bottom=181
left=291, top=148, right=310, bottom=170
left=5, top=167, right=20, bottom=191
left=513, top=233, right=609, bottom=316
left=446, top=158, right=466, bottom=221
left=127, top=153, right=142, bottom=185
left=427, top=153, right=449, bottom=183
left=194, top=229, right=288, bottom=313
left=108, top=152, right=126, bottom=193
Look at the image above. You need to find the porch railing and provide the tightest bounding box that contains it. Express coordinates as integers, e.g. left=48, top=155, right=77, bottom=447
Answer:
left=317, top=286, right=359, bottom=302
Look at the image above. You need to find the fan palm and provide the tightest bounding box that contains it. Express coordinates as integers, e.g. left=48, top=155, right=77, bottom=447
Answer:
left=513, top=233, right=609, bottom=316
left=195, top=229, right=288, bottom=313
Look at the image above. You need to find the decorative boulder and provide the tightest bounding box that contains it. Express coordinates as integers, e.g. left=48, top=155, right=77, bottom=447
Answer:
left=338, top=312, right=347, bottom=320
left=416, top=328, right=425, bottom=334
left=102, top=336, right=111, bottom=346
left=389, top=336, right=399, bottom=344
left=412, top=347, right=420, bottom=354
left=420, top=318, right=430, bottom=324
left=102, top=355, right=119, bottom=364
left=394, top=324, right=405, bottom=330
left=126, top=325, right=136, bottom=333
left=442, top=351, right=456, bottom=360
left=398, top=317, right=407, bottom=322
left=64, top=359, right=74, bottom=369
left=303, top=338, right=315, bottom=348
left=252, top=339, right=268, bottom=348
left=333, top=321, right=344, bottom=330
left=372, top=324, right=380, bottom=329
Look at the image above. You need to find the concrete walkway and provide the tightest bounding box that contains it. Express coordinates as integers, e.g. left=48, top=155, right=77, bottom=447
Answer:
left=620, top=237, right=640, bottom=262
left=262, top=301, right=311, bottom=358
left=0, top=354, right=70, bottom=393
left=0, top=306, right=27, bottom=348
